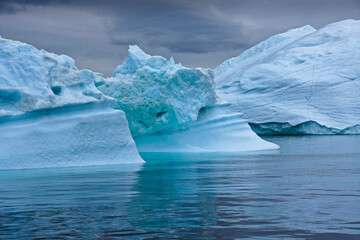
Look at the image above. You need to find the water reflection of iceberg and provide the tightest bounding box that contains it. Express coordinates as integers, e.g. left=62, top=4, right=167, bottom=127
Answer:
left=126, top=153, right=219, bottom=235
left=0, top=163, right=143, bottom=238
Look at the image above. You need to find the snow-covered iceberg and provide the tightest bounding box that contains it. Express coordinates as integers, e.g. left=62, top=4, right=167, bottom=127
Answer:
left=215, top=19, right=360, bottom=135
left=97, top=46, right=278, bottom=151
left=0, top=36, right=143, bottom=169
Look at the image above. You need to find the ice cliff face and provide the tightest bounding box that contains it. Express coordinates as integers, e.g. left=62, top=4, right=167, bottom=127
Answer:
left=97, top=45, right=217, bottom=136
left=215, top=19, right=360, bottom=135
left=0, top=36, right=143, bottom=169
left=0, top=103, right=143, bottom=169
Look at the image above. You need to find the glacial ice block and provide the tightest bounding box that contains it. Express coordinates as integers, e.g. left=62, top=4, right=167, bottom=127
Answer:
left=0, top=36, right=143, bottom=169
left=97, top=45, right=217, bottom=136
left=215, top=19, right=360, bottom=135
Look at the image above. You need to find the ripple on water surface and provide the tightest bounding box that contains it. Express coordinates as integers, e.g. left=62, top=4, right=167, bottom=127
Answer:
left=0, top=135, right=360, bottom=239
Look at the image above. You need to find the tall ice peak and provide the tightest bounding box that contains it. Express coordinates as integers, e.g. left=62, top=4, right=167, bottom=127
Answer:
left=128, top=45, right=151, bottom=60
left=113, top=45, right=178, bottom=76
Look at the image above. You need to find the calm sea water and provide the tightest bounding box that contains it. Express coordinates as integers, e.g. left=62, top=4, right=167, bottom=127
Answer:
left=0, top=136, right=360, bottom=239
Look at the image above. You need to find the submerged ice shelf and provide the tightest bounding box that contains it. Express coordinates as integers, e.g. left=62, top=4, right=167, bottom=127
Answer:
left=215, top=19, right=360, bottom=135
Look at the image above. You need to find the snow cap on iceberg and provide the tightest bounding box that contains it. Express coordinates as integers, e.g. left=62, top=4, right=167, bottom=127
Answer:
left=113, top=45, right=176, bottom=75
left=214, top=24, right=316, bottom=85
left=0, top=36, right=111, bottom=117
left=98, top=45, right=217, bottom=136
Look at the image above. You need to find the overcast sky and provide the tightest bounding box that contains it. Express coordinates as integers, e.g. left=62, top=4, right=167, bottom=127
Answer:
left=0, top=0, right=359, bottom=76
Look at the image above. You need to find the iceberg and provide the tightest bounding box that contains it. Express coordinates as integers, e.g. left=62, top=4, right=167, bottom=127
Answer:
left=0, top=36, right=278, bottom=167
left=97, top=45, right=217, bottom=136
left=97, top=46, right=278, bottom=151
left=215, top=19, right=360, bottom=135
left=0, top=36, right=143, bottom=169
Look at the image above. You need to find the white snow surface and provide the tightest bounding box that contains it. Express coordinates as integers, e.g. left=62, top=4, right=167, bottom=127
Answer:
left=215, top=19, right=360, bottom=134
left=0, top=36, right=143, bottom=168
left=97, top=45, right=217, bottom=136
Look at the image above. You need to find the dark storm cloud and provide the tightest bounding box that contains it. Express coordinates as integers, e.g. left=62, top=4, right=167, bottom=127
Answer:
left=0, top=0, right=359, bottom=75
left=0, top=0, right=70, bottom=13
left=107, top=9, right=248, bottom=53
left=59, top=0, right=252, bottom=54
